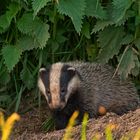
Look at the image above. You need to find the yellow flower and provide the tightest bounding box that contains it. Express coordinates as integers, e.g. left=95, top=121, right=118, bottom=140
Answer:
left=0, top=112, right=20, bottom=140
left=63, top=111, right=79, bottom=140
left=133, top=128, right=140, bottom=140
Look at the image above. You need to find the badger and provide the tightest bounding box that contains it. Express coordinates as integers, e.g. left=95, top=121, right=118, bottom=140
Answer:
left=38, top=61, right=140, bottom=129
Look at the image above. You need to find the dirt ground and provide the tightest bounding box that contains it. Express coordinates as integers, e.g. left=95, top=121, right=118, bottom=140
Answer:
left=10, top=102, right=140, bottom=140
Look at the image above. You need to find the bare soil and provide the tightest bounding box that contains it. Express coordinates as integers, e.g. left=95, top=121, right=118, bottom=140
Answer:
left=10, top=103, right=140, bottom=140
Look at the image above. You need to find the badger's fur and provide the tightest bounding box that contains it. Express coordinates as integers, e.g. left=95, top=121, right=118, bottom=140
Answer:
left=38, top=62, right=140, bottom=129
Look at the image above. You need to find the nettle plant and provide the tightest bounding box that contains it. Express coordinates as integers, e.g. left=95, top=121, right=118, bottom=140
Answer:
left=0, top=0, right=140, bottom=111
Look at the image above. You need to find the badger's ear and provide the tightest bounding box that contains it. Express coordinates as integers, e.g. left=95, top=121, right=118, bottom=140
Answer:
left=39, top=68, right=47, bottom=78
left=67, top=67, right=76, bottom=76
left=39, top=67, right=51, bottom=80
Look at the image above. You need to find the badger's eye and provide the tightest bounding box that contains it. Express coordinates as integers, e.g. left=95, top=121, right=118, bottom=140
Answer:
left=60, top=88, right=66, bottom=96
left=46, top=89, right=51, bottom=103
left=47, top=89, right=50, bottom=94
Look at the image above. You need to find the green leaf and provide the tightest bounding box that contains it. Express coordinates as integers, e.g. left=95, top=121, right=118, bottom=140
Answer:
left=85, top=0, right=107, bottom=19
left=32, top=0, right=51, bottom=18
left=0, top=2, right=21, bottom=33
left=97, top=26, right=125, bottom=63
left=117, top=47, right=137, bottom=79
left=92, top=20, right=114, bottom=33
left=111, top=0, right=133, bottom=23
left=120, top=34, right=134, bottom=45
left=17, top=13, right=34, bottom=34
left=0, top=64, right=10, bottom=85
left=0, top=95, right=12, bottom=108
left=33, top=20, right=50, bottom=48
left=2, top=45, right=22, bottom=71
left=57, top=0, right=86, bottom=33
left=17, top=36, right=39, bottom=51
left=134, top=38, right=140, bottom=51
left=81, top=22, right=90, bottom=39
left=20, top=66, right=35, bottom=90
left=17, top=13, right=50, bottom=48
left=131, top=55, right=140, bottom=77
left=86, top=44, right=98, bottom=61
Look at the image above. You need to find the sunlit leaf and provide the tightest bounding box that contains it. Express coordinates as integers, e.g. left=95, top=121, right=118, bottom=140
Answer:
left=57, top=0, right=86, bottom=33
left=32, top=0, right=51, bottom=18
left=2, top=45, right=22, bottom=71
left=97, top=26, right=125, bottom=63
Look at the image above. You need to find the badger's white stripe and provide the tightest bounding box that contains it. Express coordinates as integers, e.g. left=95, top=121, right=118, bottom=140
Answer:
left=49, top=62, right=63, bottom=108
left=66, top=75, right=81, bottom=102
left=38, top=77, right=49, bottom=102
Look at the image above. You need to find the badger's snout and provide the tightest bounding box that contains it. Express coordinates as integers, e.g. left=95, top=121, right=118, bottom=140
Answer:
left=48, top=102, right=66, bottom=111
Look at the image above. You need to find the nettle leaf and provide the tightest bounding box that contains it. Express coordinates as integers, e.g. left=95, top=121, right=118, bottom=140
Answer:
left=17, top=13, right=34, bottom=34
left=86, top=44, right=98, bottom=61
left=20, top=66, right=35, bottom=90
left=17, top=36, right=39, bottom=51
left=117, top=47, right=137, bottom=79
left=116, top=10, right=135, bottom=26
left=17, top=13, right=50, bottom=48
left=0, top=95, right=12, bottom=108
left=33, top=20, right=50, bottom=48
left=81, top=22, right=90, bottom=39
left=0, top=2, right=21, bottom=33
left=131, top=55, right=140, bottom=77
left=134, top=38, right=140, bottom=51
left=0, top=64, right=10, bottom=85
left=85, top=0, right=107, bottom=19
left=97, top=26, right=125, bottom=63
left=120, top=34, right=134, bottom=45
left=92, top=20, right=114, bottom=33
left=32, top=0, right=51, bottom=18
left=111, top=0, right=133, bottom=23
left=2, top=45, right=22, bottom=71
left=57, top=0, right=86, bottom=33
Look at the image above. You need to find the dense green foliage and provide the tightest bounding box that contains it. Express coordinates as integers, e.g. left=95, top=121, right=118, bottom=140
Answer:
left=0, top=0, right=140, bottom=111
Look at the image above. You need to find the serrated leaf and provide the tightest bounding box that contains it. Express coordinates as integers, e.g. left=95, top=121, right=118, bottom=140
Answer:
left=17, top=36, right=39, bottom=51
left=20, top=66, right=35, bottom=90
left=17, top=13, right=50, bottom=48
left=97, top=26, right=125, bottom=63
left=134, top=38, right=140, bottom=51
left=57, top=0, right=86, bottom=33
left=0, top=2, right=21, bottom=33
left=81, top=22, right=90, bottom=39
left=117, top=47, right=137, bottom=79
left=111, top=0, right=133, bottom=23
left=131, top=55, right=140, bottom=77
left=0, top=95, right=12, bottom=108
left=92, top=20, right=114, bottom=33
left=120, top=34, right=134, bottom=45
left=2, top=45, right=22, bottom=71
left=85, top=0, right=107, bottom=19
left=17, top=13, right=34, bottom=34
left=33, top=20, right=50, bottom=48
left=116, top=10, right=135, bottom=26
left=0, top=64, right=10, bottom=85
left=86, top=44, right=98, bottom=61
left=32, top=0, right=51, bottom=18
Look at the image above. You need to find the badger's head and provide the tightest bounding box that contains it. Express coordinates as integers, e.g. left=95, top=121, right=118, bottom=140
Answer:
left=38, top=62, right=81, bottom=111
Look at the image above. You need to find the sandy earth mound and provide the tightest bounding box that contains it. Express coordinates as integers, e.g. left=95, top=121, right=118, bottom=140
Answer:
left=11, top=107, right=140, bottom=140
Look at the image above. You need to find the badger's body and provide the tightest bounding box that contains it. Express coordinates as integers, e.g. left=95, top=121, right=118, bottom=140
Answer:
left=38, top=62, right=140, bottom=129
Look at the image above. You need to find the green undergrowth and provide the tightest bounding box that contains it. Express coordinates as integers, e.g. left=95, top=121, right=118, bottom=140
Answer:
left=0, top=0, right=140, bottom=114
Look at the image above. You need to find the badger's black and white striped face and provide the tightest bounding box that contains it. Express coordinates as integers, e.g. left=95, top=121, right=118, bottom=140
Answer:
left=38, top=62, right=80, bottom=111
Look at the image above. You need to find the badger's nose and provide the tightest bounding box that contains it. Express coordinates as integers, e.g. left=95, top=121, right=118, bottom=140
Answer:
left=50, top=104, right=63, bottom=111
left=52, top=106, right=63, bottom=112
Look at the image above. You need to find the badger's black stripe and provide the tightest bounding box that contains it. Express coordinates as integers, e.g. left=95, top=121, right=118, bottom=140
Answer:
left=60, top=65, right=76, bottom=101
left=39, top=66, right=52, bottom=103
